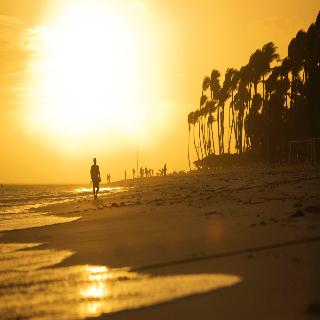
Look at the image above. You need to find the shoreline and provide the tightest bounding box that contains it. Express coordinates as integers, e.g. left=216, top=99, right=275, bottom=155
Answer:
left=1, top=164, right=320, bottom=319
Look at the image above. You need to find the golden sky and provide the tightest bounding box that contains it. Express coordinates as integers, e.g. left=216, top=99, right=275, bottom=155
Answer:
left=0, top=0, right=319, bottom=183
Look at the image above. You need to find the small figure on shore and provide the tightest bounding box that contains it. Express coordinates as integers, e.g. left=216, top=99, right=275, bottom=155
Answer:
left=145, top=167, right=148, bottom=177
left=164, top=164, right=167, bottom=176
left=125, top=170, right=127, bottom=182
left=140, top=167, right=144, bottom=178
left=90, top=158, right=101, bottom=199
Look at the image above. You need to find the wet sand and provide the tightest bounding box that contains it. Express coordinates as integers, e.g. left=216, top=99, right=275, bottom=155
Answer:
left=1, top=164, right=320, bottom=319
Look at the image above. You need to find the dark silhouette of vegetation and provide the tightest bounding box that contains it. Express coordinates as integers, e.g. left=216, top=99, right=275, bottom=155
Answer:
left=187, top=11, right=320, bottom=166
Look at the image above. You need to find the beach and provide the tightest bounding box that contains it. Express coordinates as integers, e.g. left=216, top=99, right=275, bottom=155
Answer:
left=1, top=164, right=320, bottom=319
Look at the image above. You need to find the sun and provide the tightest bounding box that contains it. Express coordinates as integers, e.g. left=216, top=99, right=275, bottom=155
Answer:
left=26, top=2, right=152, bottom=152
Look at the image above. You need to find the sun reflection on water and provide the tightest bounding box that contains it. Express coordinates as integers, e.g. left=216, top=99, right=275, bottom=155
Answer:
left=81, top=283, right=108, bottom=299
left=75, top=187, right=127, bottom=194
left=0, top=243, right=242, bottom=320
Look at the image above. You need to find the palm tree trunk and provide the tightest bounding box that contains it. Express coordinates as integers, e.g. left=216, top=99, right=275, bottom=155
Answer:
left=206, top=122, right=211, bottom=155
left=188, top=125, right=191, bottom=170
left=193, top=125, right=200, bottom=161
left=201, top=122, right=208, bottom=157
left=221, top=104, right=225, bottom=154
left=228, top=103, right=231, bottom=153
left=262, top=75, right=265, bottom=105
left=217, top=108, right=221, bottom=154
left=198, top=122, right=204, bottom=159
left=211, top=123, right=215, bottom=154
left=228, top=105, right=235, bottom=154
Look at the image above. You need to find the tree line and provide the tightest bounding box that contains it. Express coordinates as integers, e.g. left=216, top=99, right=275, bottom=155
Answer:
left=187, top=11, right=320, bottom=168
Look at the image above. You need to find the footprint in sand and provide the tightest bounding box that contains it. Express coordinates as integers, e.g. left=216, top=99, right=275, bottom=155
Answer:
left=204, top=211, right=218, bottom=216
left=305, top=205, right=320, bottom=214
left=289, top=210, right=304, bottom=218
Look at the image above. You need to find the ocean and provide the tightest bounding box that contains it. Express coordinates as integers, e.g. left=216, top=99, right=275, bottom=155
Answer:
left=0, top=184, right=123, bottom=232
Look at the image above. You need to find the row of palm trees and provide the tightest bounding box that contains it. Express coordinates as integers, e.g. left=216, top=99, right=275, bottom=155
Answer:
left=187, top=11, right=320, bottom=168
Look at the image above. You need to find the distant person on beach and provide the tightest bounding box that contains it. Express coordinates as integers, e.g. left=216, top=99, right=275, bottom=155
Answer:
left=140, top=167, right=144, bottom=178
left=132, top=168, right=135, bottom=179
left=164, top=164, right=167, bottom=176
left=90, top=158, right=101, bottom=199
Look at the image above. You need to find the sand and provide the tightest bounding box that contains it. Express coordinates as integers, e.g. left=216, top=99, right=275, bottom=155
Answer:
left=1, top=164, right=320, bottom=319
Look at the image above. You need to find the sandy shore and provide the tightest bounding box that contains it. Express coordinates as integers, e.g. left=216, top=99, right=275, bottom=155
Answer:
left=1, top=164, right=320, bottom=319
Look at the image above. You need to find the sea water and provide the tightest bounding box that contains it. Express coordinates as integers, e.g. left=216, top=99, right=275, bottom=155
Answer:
left=0, top=243, right=241, bottom=320
left=0, top=184, right=124, bottom=232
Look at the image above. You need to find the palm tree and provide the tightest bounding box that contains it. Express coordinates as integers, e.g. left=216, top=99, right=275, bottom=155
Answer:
left=199, top=93, right=208, bottom=157
left=262, top=42, right=280, bottom=103
left=209, top=69, right=221, bottom=153
left=205, top=100, right=216, bottom=154
left=187, top=111, right=194, bottom=170
left=218, top=86, right=230, bottom=154
left=234, top=77, right=249, bottom=154
left=249, top=49, right=265, bottom=96
left=187, top=10, right=320, bottom=165
left=192, top=110, right=201, bottom=161
left=226, top=68, right=239, bottom=153
left=236, top=65, right=252, bottom=152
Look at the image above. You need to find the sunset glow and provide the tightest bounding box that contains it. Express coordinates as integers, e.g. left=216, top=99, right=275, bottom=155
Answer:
left=0, top=0, right=318, bottom=182
left=25, top=1, right=167, bottom=152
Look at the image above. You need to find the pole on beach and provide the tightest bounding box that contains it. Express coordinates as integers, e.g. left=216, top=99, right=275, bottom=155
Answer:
left=137, top=145, right=139, bottom=175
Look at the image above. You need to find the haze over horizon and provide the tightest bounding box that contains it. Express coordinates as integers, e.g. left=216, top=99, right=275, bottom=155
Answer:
left=0, top=0, right=319, bottom=183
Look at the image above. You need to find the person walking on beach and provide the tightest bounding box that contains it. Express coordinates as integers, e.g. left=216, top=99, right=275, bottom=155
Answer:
left=90, top=158, right=101, bottom=199
left=163, top=164, right=167, bottom=176
left=132, top=168, right=135, bottom=179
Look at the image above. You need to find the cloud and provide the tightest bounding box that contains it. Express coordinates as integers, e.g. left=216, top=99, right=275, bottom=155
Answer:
left=0, top=14, right=21, bottom=26
left=0, top=15, right=45, bottom=108
left=0, top=14, right=24, bottom=51
left=0, top=14, right=45, bottom=53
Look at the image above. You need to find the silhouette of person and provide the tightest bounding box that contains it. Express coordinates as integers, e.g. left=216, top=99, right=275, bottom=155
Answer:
left=90, top=158, right=101, bottom=199
left=132, top=168, right=135, bottom=179
left=164, top=164, right=167, bottom=176
left=140, top=167, right=144, bottom=178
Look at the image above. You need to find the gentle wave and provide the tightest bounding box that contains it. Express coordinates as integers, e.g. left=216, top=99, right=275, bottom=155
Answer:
left=0, top=243, right=241, bottom=320
left=0, top=185, right=127, bottom=232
